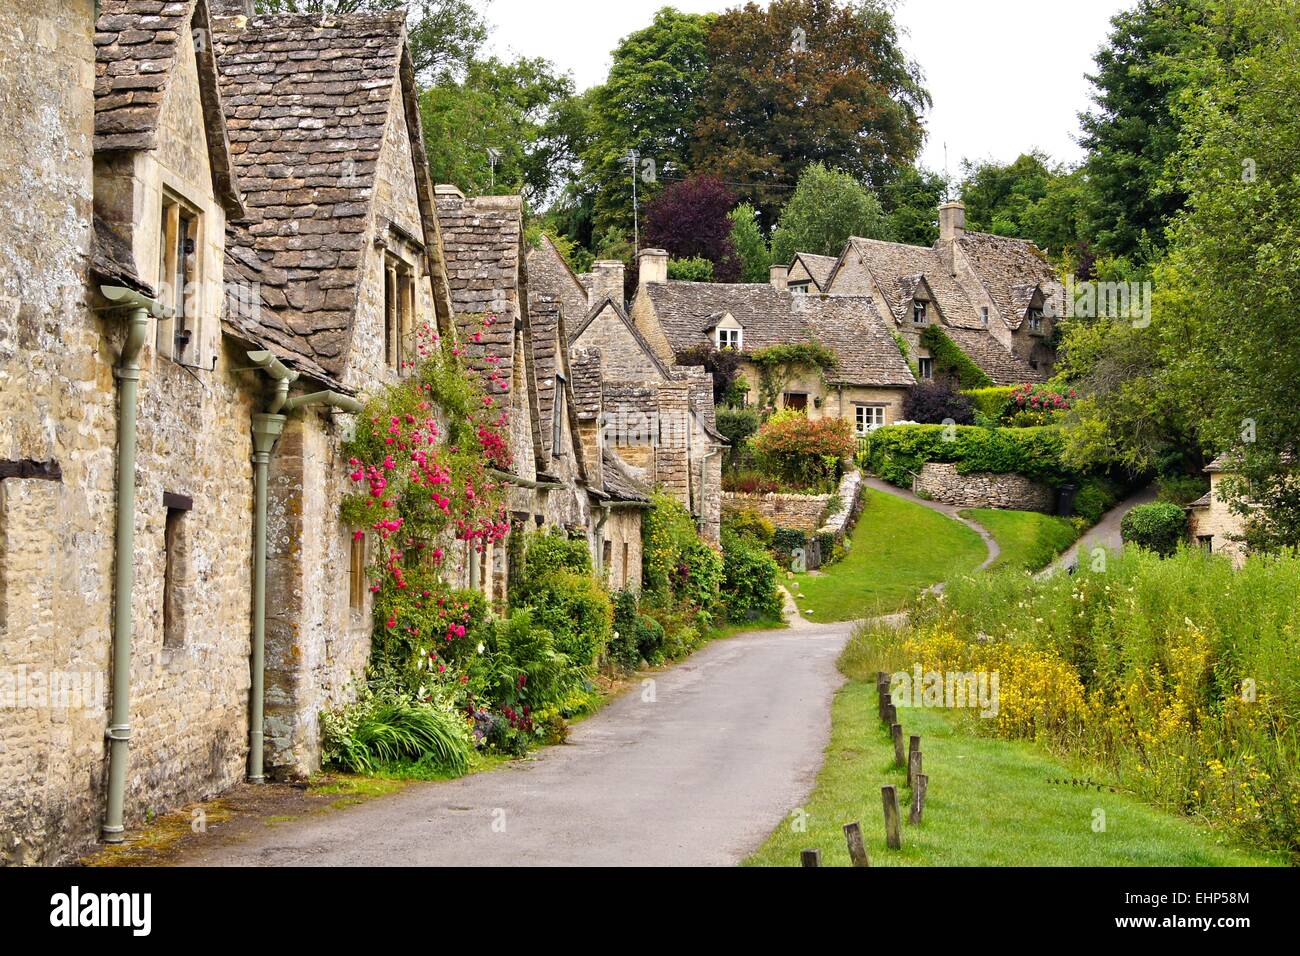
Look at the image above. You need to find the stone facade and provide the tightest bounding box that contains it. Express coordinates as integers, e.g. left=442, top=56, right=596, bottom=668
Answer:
left=722, top=492, right=833, bottom=532
left=1186, top=458, right=1249, bottom=568
left=913, top=462, right=1055, bottom=513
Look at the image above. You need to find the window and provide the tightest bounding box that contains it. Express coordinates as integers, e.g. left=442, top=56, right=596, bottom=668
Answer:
left=783, top=392, right=808, bottom=412
left=602, top=540, right=612, bottom=580
left=912, top=298, right=928, bottom=325
left=552, top=372, right=566, bottom=456
left=917, top=357, right=933, bottom=380
left=789, top=281, right=809, bottom=294
left=717, top=327, right=742, bottom=350
left=1027, top=306, right=1045, bottom=334
left=157, top=193, right=202, bottom=364
left=622, top=542, right=630, bottom=588
left=855, top=404, right=885, bottom=434
left=1197, top=534, right=1214, bottom=551
left=980, top=306, right=989, bottom=327
left=384, top=254, right=415, bottom=371
left=349, top=532, right=367, bottom=611
left=162, top=494, right=191, bottom=648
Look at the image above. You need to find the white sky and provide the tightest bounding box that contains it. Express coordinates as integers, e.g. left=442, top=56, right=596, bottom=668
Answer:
left=480, top=0, right=1133, bottom=174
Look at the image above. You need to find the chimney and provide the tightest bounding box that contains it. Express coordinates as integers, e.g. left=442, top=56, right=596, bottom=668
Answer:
left=939, top=201, right=966, bottom=243
left=638, top=248, right=668, bottom=287
left=769, top=264, right=788, bottom=291
left=590, top=260, right=625, bottom=307
left=434, top=183, right=465, bottom=201
left=211, top=0, right=255, bottom=17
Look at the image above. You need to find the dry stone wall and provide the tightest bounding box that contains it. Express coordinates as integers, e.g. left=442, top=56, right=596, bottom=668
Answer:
left=914, top=462, right=1054, bottom=512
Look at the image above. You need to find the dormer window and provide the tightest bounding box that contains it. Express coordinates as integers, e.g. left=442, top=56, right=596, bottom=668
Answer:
left=717, top=327, right=742, bottom=350
left=980, top=306, right=989, bottom=327
left=157, top=191, right=203, bottom=365
left=912, top=299, right=928, bottom=325
left=384, top=254, right=415, bottom=372
left=1027, top=306, right=1045, bottom=334
left=789, top=282, right=809, bottom=294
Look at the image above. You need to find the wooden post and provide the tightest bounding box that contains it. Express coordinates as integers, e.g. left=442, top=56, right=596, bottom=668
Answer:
left=881, top=785, right=901, bottom=849
left=881, top=693, right=892, bottom=724
left=909, top=774, right=929, bottom=824
left=885, top=703, right=897, bottom=725
left=908, top=735, right=921, bottom=770
left=843, top=822, right=870, bottom=867
left=801, top=848, right=821, bottom=867
left=908, top=748, right=923, bottom=790
left=891, top=723, right=905, bottom=767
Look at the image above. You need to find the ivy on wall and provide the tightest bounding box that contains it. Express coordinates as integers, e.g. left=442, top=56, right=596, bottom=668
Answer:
left=749, top=342, right=839, bottom=409
left=920, top=325, right=993, bottom=389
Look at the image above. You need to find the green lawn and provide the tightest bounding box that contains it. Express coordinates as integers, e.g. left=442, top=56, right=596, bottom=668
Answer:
left=959, top=507, right=1080, bottom=572
left=789, top=488, right=986, bottom=621
left=745, top=638, right=1281, bottom=867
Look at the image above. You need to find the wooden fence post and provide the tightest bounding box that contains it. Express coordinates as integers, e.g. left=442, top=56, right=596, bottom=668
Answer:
left=801, top=848, right=821, bottom=867
left=908, top=748, right=923, bottom=791
left=881, top=785, right=901, bottom=849
left=843, top=822, right=870, bottom=867
left=909, top=774, right=929, bottom=824
left=891, top=723, right=905, bottom=767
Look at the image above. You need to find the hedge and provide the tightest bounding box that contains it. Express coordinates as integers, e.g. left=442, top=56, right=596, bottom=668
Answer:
left=962, top=385, right=1018, bottom=424
left=865, top=423, right=1068, bottom=487
left=1120, top=501, right=1188, bottom=557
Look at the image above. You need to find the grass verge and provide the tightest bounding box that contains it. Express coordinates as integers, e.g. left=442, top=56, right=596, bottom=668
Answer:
left=959, top=507, right=1080, bottom=572
left=789, top=488, right=986, bottom=621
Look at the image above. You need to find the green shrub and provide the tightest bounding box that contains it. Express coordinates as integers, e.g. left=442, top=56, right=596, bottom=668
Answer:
left=866, top=424, right=1067, bottom=487
left=721, top=531, right=782, bottom=622
left=525, top=569, right=613, bottom=665
left=1071, top=475, right=1123, bottom=526
left=723, top=508, right=775, bottom=546
left=667, top=255, right=715, bottom=282
left=751, top=410, right=855, bottom=488
left=771, top=526, right=808, bottom=566
left=517, top=528, right=591, bottom=594
left=1121, top=501, right=1188, bottom=557
left=643, top=492, right=723, bottom=620
left=322, top=691, right=471, bottom=776
left=963, top=386, right=1018, bottom=424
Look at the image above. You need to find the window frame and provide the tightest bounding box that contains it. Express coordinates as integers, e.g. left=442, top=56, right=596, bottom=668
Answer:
left=917, top=356, right=934, bottom=380
left=854, top=403, right=886, bottom=435
left=1027, top=306, right=1045, bottom=335
left=156, top=190, right=203, bottom=366
left=552, top=371, right=567, bottom=457
left=912, top=298, right=928, bottom=325
left=383, top=253, right=415, bottom=372
left=716, top=327, right=742, bottom=350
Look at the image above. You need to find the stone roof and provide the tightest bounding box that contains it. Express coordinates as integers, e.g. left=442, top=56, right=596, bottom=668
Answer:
left=956, top=231, right=1060, bottom=330
left=791, top=252, right=838, bottom=291
left=90, top=215, right=153, bottom=296
left=529, top=294, right=566, bottom=462
left=601, top=450, right=650, bottom=504
left=526, top=235, right=589, bottom=330
left=840, top=237, right=984, bottom=330
left=211, top=11, right=412, bottom=377
left=569, top=348, right=602, bottom=421
left=943, top=327, right=1046, bottom=385
left=95, top=0, right=245, bottom=217
left=435, top=190, right=523, bottom=397
left=642, top=282, right=913, bottom=388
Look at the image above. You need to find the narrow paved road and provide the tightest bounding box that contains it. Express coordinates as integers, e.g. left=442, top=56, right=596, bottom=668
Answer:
left=1044, top=485, right=1156, bottom=576
left=175, top=621, right=854, bottom=866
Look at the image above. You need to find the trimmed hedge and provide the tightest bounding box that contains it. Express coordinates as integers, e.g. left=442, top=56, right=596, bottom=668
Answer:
left=963, top=385, right=1018, bottom=424
left=865, top=424, right=1068, bottom=487
left=1121, top=501, right=1188, bottom=557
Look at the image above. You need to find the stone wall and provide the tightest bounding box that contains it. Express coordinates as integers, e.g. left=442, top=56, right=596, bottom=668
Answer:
left=722, top=491, right=832, bottom=531
left=913, top=462, right=1054, bottom=512
left=601, top=507, right=643, bottom=592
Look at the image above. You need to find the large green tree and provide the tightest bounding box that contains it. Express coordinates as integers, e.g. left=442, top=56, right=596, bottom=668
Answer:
left=254, top=0, right=486, bottom=82
left=881, top=166, right=949, bottom=247
left=691, top=0, right=929, bottom=226
left=770, top=163, right=888, bottom=264
left=959, top=152, right=1089, bottom=262
left=728, top=203, right=772, bottom=283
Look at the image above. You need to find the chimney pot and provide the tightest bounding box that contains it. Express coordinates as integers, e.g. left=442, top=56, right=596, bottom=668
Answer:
left=590, top=259, right=626, bottom=308
left=769, top=264, right=788, bottom=291
left=638, top=248, right=669, bottom=288
left=434, top=184, right=465, bottom=201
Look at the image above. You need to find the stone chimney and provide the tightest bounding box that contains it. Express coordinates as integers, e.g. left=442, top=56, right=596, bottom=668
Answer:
left=589, top=260, right=625, bottom=307
left=769, top=264, right=788, bottom=291
left=939, top=201, right=966, bottom=243
left=638, top=248, right=669, bottom=287
left=211, top=0, right=255, bottom=17
left=434, top=183, right=465, bottom=201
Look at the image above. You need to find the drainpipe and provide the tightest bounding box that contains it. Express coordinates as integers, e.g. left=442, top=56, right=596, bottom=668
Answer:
left=594, top=504, right=610, bottom=577
left=244, top=350, right=362, bottom=783
left=98, top=285, right=168, bottom=843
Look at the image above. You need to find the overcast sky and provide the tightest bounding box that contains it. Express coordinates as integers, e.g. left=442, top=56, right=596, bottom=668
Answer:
left=481, top=0, right=1133, bottom=174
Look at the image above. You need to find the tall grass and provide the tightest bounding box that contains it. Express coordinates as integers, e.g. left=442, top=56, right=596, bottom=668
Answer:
left=323, top=698, right=472, bottom=776
left=851, top=547, right=1300, bottom=858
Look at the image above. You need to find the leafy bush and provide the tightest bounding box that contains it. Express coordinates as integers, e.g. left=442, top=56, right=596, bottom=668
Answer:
left=323, top=691, right=471, bottom=776
left=1071, top=475, right=1124, bottom=526
left=720, top=531, right=783, bottom=622
left=716, top=405, right=761, bottom=443
left=722, top=469, right=783, bottom=494
left=902, top=380, right=975, bottom=425
left=723, top=507, right=775, bottom=546
left=1006, top=383, right=1076, bottom=426
left=866, top=423, right=1068, bottom=487
left=1121, top=501, right=1188, bottom=556
left=609, top=589, right=669, bottom=668
left=667, top=255, right=715, bottom=282
left=963, top=386, right=1018, bottom=424
left=524, top=569, right=613, bottom=665
left=642, top=492, right=723, bottom=619
left=751, top=410, right=855, bottom=487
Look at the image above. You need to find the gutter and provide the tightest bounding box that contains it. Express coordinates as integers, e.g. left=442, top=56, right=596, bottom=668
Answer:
left=487, top=466, right=564, bottom=491
left=97, top=285, right=170, bottom=843
left=243, top=349, right=360, bottom=783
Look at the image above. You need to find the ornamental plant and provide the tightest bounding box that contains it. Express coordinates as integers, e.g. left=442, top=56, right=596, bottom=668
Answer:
left=1009, top=383, right=1076, bottom=426
left=750, top=410, right=855, bottom=488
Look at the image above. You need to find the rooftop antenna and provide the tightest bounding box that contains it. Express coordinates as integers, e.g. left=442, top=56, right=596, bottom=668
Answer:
left=626, top=149, right=640, bottom=252
left=487, top=147, right=501, bottom=191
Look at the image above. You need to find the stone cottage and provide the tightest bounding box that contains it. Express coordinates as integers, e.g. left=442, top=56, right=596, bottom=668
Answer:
left=1186, top=456, right=1250, bottom=567
left=627, top=248, right=915, bottom=435
left=0, top=0, right=512, bottom=864
left=528, top=239, right=726, bottom=542
left=820, top=201, right=1061, bottom=383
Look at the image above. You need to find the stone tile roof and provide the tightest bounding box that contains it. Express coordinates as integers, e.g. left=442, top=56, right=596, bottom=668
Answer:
left=601, top=450, right=650, bottom=504
left=526, top=235, right=589, bottom=330
left=643, top=282, right=913, bottom=388
left=943, top=327, right=1046, bottom=385
left=841, top=237, right=984, bottom=330
left=957, top=231, right=1060, bottom=330
left=90, top=215, right=153, bottom=296
left=95, top=0, right=245, bottom=216
left=435, top=191, right=523, bottom=397
left=529, top=294, right=564, bottom=461
left=211, top=11, right=410, bottom=377
left=792, top=252, right=838, bottom=290
left=569, top=348, right=602, bottom=421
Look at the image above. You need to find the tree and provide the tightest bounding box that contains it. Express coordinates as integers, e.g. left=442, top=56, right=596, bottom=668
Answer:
left=902, top=381, right=974, bottom=426
left=580, top=9, right=716, bottom=240
left=728, top=203, right=772, bottom=283
left=254, top=0, right=486, bottom=82
left=882, top=166, right=949, bottom=246
left=692, top=0, right=929, bottom=225
left=959, top=152, right=1088, bottom=261
left=644, top=174, right=741, bottom=282
left=770, top=163, right=889, bottom=264
left=420, top=56, right=575, bottom=204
